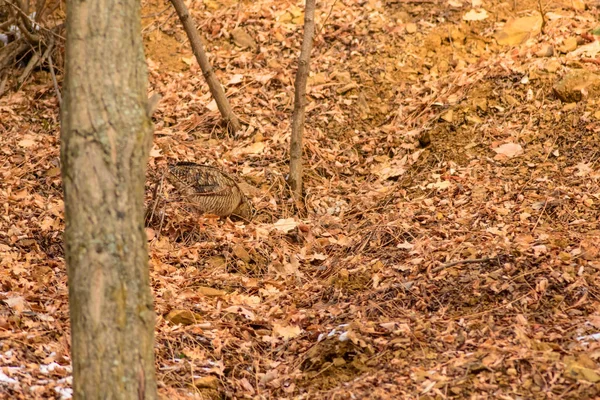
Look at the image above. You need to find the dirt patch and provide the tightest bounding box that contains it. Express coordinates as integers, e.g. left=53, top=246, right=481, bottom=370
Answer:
left=143, top=0, right=192, bottom=73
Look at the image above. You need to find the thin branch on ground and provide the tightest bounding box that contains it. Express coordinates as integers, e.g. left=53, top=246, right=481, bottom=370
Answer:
left=432, top=257, right=493, bottom=273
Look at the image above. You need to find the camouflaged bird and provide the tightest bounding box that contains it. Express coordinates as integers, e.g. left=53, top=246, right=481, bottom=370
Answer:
left=167, top=162, right=252, bottom=220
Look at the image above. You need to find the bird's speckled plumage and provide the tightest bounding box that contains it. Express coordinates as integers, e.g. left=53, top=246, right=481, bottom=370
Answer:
left=167, top=162, right=252, bottom=219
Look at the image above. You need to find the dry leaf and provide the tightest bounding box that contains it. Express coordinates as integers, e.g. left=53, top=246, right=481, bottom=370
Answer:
left=166, top=310, right=201, bottom=325
left=463, top=9, right=488, bottom=21
left=273, top=218, right=298, bottom=233
left=227, top=74, right=244, bottom=85
left=17, top=138, right=36, bottom=147
left=224, top=306, right=256, bottom=320
left=493, top=142, right=523, bottom=158
left=273, top=323, right=302, bottom=339
left=495, top=15, right=543, bottom=46
left=197, top=287, right=227, bottom=297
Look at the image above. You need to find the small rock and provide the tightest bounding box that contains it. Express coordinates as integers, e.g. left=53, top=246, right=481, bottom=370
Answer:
left=333, top=357, right=346, bottom=367
left=395, top=11, right=411, bottom=23
left=194, top=376, right=219, bottom=389
left=166, top=310, right=201, bottom=325
left=504, top=93, right=520, bottom=106
left=472, top=97, right=488, bottom=112
left=466, top=114, right=483, bottom=124
left=544, top=60, right=561, bottom=73
left=267, top=58, right=281, bottom=69
left=449, top=27, right=466, bottom=44
left=558, top=37, right=578, bottom=53
left=553, top=70, right=600, bottom=102
left=424, top=33, right=442, bottom=50
left=333, top=71, right=352, bottom=84
left=418, top=132, right=431, bottom=147
left=565, top=361, right=600, bottom=383
left=405, top=23, right=417, bottom=34
left=438, top=59, right=450, bottom=73
left=536, top=44, right=554, bottom=57
left=337, top=82, right=358, bottom=94
left=204, top=0, right=219, bottom=10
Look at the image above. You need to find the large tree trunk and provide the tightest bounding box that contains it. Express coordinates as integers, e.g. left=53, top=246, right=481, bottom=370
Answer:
left=60, top=0, right=157, bottom=397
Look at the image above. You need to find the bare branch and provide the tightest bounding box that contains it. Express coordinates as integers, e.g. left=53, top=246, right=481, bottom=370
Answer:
left=168, top=0, right=242, bottom=134
left=16, top=16, right=41, bottom=43
left=49, top=53, right=61, bottom=105
left=0, top=18, right=16, bottom=30
left=0, top=74, right=8, bottom=97
left=289, top=0, right=317, bottom=203
left=16, top=47, right=40, bottom=87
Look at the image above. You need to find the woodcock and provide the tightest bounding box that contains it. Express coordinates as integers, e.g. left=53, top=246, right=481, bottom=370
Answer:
left=167, top=162, right=252, bottom=220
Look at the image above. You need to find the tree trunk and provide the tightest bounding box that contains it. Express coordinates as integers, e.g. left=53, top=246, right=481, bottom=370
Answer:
left=289, top=0, right=317, bottom=203
left=60, top=0, right=157, bottom=397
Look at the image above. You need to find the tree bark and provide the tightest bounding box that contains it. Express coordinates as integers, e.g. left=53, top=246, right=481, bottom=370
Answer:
left=60, top=0, right=157, bottom=397
left=289, top=0, right=317, bottom=203
left=169, top=0, right=242, bottom=134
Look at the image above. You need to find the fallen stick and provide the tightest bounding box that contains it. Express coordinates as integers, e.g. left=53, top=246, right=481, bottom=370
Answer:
left=432, top=257, right=493, bottom=273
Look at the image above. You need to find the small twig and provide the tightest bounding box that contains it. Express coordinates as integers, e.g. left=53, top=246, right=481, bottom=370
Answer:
left=146, top=93, right=161, bottom=118
left=16, top=0, right=34, bottom=32
left=148, top=175, right=163, bottom=224
left=0, top=18, right=16, bottom=30
left=0, top=74, right=8, bottom=97
left=432, top=257, right=493, bottom=273
left=146, top=174, right=167, bottom=239
left=581, top=58, right=600, bottom=65
left=17, top=38, right=53, bottom=88
left=48, top=52, right=61, bottom=105
left=16, top=49, right=40, bottom=87
left=157, top=209, right=166, bottom=238
left=41, top=1, right=63, bottom=24
left=315, top=0, right=338, bottom=37
left=142, top=6, right=170, bottom=19
left=4, top=1, right=65, bottom=40
left=0, top=40, right=29, bottom=71
left=531, top=199, right=548, bottom=232
left=311, top=362, right=334, bottom=379
left=34, top=0, right=47, bottom=22
left=10, top=0, right=41, bottom=43
left=16, top=16, right=41, bottom=43
left=537, top=0, right=546, bottom=34
left=142, top=10, right=176, bottom=34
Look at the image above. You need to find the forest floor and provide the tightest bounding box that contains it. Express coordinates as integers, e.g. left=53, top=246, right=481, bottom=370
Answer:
left=2, top=0, right=600, bottom=398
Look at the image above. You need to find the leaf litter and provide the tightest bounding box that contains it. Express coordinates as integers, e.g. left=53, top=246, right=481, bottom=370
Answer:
left=1, top=0, right=600, bottom=398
